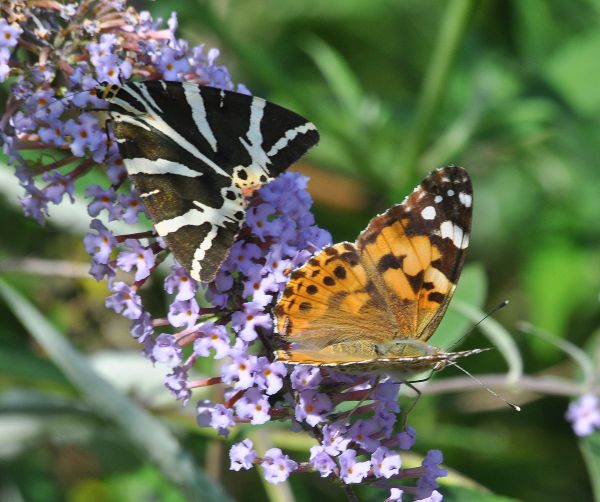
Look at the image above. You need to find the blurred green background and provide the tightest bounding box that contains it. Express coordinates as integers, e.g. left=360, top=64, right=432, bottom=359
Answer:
left=1, top=0, right=600, bottom=501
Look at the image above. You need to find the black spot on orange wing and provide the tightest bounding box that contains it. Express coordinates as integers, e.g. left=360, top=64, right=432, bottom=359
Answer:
left=299, top=301, right=312, bottom=312
left=323, top=276, right=335, bottom=286
left=333, top=265, right=347, bottom=279
left=376, top=253, right=405, bottom=272
left=428, top=292, right=445, bottom=304
left=406, top=270, right=425, bottom=294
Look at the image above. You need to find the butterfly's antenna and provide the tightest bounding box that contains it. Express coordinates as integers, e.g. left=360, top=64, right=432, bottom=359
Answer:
left=446, top=360, right=521, bottom=411
left=449, top=300, right=510, bottom=352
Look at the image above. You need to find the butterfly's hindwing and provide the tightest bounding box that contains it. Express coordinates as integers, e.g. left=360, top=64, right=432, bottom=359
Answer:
left=275, top=242, right=395, bottom=352
left=100, top=81, right=319, bottom=282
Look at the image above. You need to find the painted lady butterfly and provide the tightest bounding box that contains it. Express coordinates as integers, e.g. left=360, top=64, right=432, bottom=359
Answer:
left=274, top=166, right=485, bottom=378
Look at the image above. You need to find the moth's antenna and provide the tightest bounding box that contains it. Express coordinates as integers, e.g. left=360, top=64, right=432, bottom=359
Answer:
left=447, top=360, right=521, bottom=411
left=449, top=300, right=509, bottom=351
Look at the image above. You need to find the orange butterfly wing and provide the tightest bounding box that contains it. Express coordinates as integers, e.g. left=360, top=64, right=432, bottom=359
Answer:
left=274, top=166, right=472, bottom=372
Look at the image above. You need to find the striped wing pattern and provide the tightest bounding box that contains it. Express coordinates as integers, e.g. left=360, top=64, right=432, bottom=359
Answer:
left=98, top=81, right=319, bottom=282
left=274, top=166, right=477, bottom=377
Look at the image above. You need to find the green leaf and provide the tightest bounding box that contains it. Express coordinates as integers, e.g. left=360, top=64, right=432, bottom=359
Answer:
left=433, top=263, right=487, bottom=349
left=523, top=239, right=596, bottom=350
left=580, top=432, right=600, bottom=502
left=0, top=279, right=231, bottom=502
left=301, top=34, right=364, bottom=118
left=442, top=484, right=522, bottom=502
left=544, top=28, right=600, bottom=117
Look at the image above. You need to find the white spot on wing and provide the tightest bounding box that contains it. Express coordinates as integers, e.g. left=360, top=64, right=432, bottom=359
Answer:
left=140, top=189, right=161, bottom=198
left=447, top=189, right=455, bottom=196
left=459, top=192, right=472, bottom=207
left=440, top=220, right=453, bottom=240
left=439, top=220, right=469, bottom=248
left=434, top=195, right=442, bottom=203
left=421, top=206, right=436, bottom=220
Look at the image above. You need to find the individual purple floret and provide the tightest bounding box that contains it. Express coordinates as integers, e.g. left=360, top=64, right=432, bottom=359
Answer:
left=164, top=266, right=198, bottom=301
left=339, top=449, right=371, bottom=484
left=230, top=438, right=257, bottom=471
left=193, top=322, right=231, bottom=360
left=83, top=220, right=116, bottom=265
left=396, top=425, right=418, bottom=450
left=168, top=299, right=200, bottom=329
left=566, top=393, right=600, bottom=436
left=254, top=357, right=287, bottom=395
left=85, top=185, right=122, bottom=220
left=116, top=239, right=156, bottom=281
left=290, top=365, right=323, bottom=391
left=295, top=390, right=333, bottom=427
left=105, top=281, right=143, bottom=320
left=152, top=334, right=183, bottom=368
left=234, top=387, right=271, bottom=425
left=309, top=445, right=337, bottom=478
left=371, top=446, right=401, bottom=479
left=220, top=352, right=258, bottom=391
left=231, top=301, right=273, bottom=342
left=261, top=448, right=298, bottom=484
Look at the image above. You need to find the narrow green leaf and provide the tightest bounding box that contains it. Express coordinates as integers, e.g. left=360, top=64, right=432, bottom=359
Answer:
left=0, top=279, right=231, bottom=502
left=395, top=0, right=476, bottom=188
left=434, top=263, right=487, bottom=349
left=301, top=35, right=363, bottom=117
left=452, top=300, right=523, bottom=383
left=517, top=321, right=595, bottom=387
left=580, top=432, right=600, bottom=502
left=442, top=484, right=522, bottom=502
left=251, top=430, right=296, bottom=502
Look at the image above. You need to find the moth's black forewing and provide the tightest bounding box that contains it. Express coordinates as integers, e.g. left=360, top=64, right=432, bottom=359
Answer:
left=103, top=81, right=319, bottom=282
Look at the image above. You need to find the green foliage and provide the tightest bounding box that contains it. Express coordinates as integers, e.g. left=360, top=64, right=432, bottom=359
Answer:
left=581, top=433, right=600, bottom=502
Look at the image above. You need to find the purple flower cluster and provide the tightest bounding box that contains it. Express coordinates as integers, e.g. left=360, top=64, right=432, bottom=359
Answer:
left=3, top=1, right=449, bottom=498
left=566, top=393, right=600, bottom=437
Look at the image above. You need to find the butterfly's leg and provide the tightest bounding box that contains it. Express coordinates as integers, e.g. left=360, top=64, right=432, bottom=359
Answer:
left=400, top=371, right=436, bottom=427
left=399, top=381, right=422, bottom=428
left=344, top=376, right=381, bottom=424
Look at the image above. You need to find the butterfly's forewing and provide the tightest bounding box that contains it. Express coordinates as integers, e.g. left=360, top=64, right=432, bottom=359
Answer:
left=100, top=81, right=319, bottom=282
left=356, top=166, right=472, bottom=343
